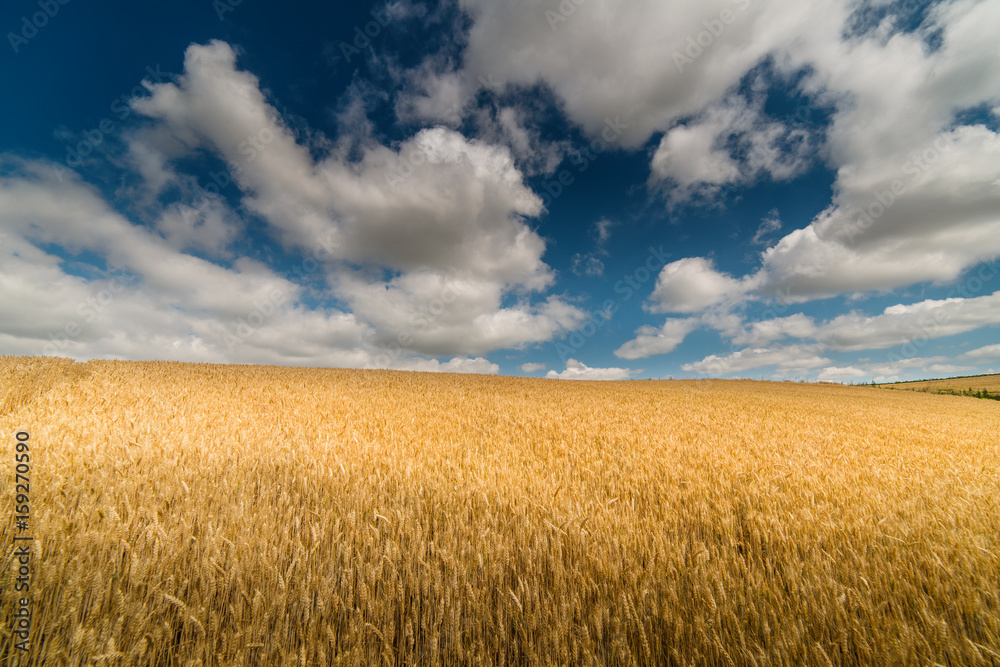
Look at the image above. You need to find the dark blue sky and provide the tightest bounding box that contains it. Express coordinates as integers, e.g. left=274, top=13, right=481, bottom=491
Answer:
left=2, top=0, right=998, bottom=380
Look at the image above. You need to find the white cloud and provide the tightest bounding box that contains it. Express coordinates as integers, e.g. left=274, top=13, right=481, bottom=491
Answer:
left=682, top=344, right=832, bottom=376
left=547, top=358, right=639, bottom=381
left=336, top=271, right=586, bottom=356
left=420, top=0, right=825, bottom=149
left=155, top=198, right=241, bottom=256
left=0, top=40, right=596, bottom=369
left=758, top=125, right=1000, bottom=300
left=0, top=161, right=302, bottom=320
left=390, top=356, right=500, bottom=374
left=414, top=0, right=1000, bottom=376
left=7, top=0, right=1000, bottom=381
left=134, top=46, right=554, bottom=287
left=132, top=41, right=334, bottom=248
left=816, top=354, right=980, bottom=383
left=570, top=218, right=617, bottom=277
left=748, top=1, right=1000, bottom=302
left=816, top=366, right=868, bottom=382
left=124, top=40, right=588, bottom=360
left=700, top=287, right=1000, bottom=359
left=813, top=291, right=1000, bottom=352
left=133, top=41, right=551, bottom=289
left=964, top=344, right=1000, bottom=358
left=520, top=362, right=546, bottom=373
left=871, top=355, right=951, bottom=371
left=0, top=223, right=370, bottom=368
left=395, top=64, right=468, bottom=126
left=488, top=106, right=567, bottom=176
left=751, top=209, right=783, bottom=246
left=924, top=363, right=976, bottom=376
left=0, top=213, right=510, bottom=374
left=647, top=258, right=746, bottom=314
left=615, top=318, right=700, bottom=360
left=650, top=112, right=741, bottom=191
left=320, top=126, right=551, bottom=287
left=682, top=287, right=1000, bottom=378
left=594, top=218, right=616, bottom=245
left=423, top=0, right=1000, bottom=321
left=650, top=94, right=813, bottom=201
left=126, top=135, right=181, bottom=199
left=571, top=254, right=604, bottom=277
left=732, top=313, right=818, bottom=346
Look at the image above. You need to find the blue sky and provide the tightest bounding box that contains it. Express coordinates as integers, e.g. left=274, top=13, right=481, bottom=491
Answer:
left=1, top=0, right=999, bottom=381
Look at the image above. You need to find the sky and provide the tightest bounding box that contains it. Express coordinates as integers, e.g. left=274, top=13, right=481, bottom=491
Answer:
left=1, top=0, right=998, bottom=382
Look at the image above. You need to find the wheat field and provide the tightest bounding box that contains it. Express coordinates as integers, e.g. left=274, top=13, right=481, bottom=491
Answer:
left=1, top=356, right=999, bottom=666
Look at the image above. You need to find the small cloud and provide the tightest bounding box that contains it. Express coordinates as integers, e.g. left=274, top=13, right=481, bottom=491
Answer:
left=547, top=358, right=639, bottom=380
left=682, top=344, right=832, bottom=376
left=816, top=366, right=868, bottom=382
left=963, top=343, right=1000, bottom=358
left=924, top=363, right=975, bottom=375
left=647, top=257, right=745, bottom=314
left=592, top=218, right=617, bottom=247
left=570, top=218, right=617, bottom=277
left=395, top=356, right=501, bottom=374
left=571, top=253, right=604, bottom=277
left=751, top=208, right=782, bottom=246
left=520, top=362, right=546, bottom=373
left=615, top=317, right=699, bottom=360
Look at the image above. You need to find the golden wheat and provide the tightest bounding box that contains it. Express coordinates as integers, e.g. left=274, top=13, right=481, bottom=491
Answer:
left=1, top=356, right=999, bottom=665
